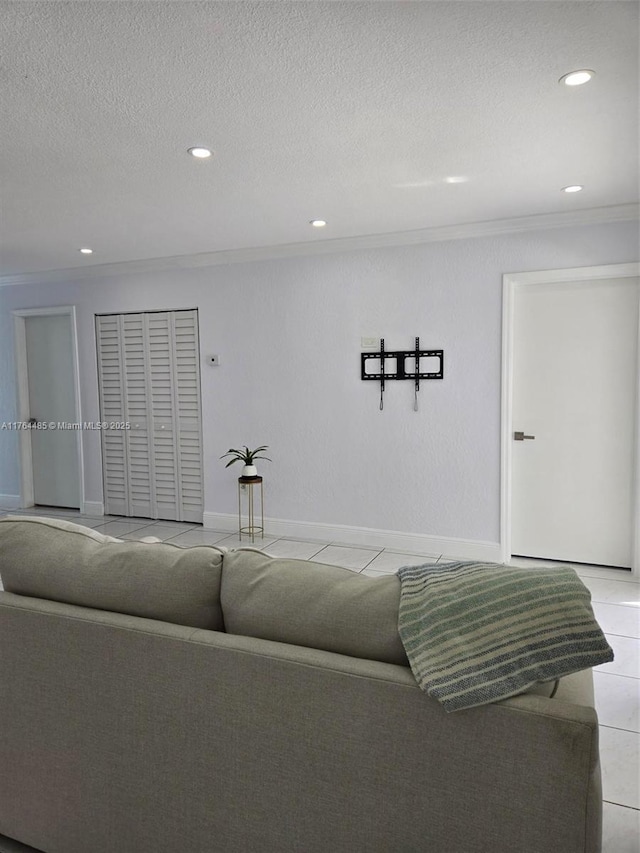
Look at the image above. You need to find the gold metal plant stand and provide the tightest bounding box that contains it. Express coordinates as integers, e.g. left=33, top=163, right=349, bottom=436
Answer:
left=238, top=476, right=264, bottom=543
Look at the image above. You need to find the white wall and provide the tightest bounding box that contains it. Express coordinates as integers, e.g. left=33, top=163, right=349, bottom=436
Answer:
left=1, top=220, right=638, bottom=551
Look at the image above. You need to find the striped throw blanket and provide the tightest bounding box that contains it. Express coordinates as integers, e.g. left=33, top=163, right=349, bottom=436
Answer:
left=397, top=561, right=613, bottom=713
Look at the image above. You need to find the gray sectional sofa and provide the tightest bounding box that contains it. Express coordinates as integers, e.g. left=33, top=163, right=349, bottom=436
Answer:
left=0, top=517, right=602, bottom=853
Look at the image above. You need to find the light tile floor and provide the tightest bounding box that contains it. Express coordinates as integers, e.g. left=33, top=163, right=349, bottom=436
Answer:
left=2, top=508, right=639, bottom=851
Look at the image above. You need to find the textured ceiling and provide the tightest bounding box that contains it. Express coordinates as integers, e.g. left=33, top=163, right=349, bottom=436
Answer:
left=0, top=0, right=638, bottom=278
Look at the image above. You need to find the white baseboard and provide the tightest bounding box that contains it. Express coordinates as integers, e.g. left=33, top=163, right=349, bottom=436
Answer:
left=202, top=511, right=501, bottom=562
left=0, top=494, right=21, bottom=510
left=81, top=500, right=105, bottom=517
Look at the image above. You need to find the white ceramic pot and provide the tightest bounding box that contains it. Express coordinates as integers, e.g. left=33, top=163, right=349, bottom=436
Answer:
left=242, top=464, right=258, bottom=478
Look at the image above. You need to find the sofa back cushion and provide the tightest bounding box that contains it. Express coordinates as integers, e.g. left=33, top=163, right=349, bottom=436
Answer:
left=221, top=549, right=408, bottom=666
left=0, top=517, right=223, bottom=630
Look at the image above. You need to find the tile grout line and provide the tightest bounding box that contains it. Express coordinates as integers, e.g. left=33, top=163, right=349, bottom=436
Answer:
left=594, top=671, right=640, bottom=682
left=95, top=522, right=158, bottom=534
left=306, top=545, right=332, bottom=560
left=601, top=631, right=640, bottom=641
left=598, top=723, right=640, bottom=736
left=602, top=801, right=640, bottom=811
left=308, top=544, right=330, bottom=561
left=599, top=723, right=640, bottom=735
left=603, top=631, right=640, bottom=644
left=360, top=551, right=384, bottom=571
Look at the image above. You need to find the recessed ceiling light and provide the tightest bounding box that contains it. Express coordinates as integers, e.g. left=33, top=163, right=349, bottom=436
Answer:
left=559, top=70, right=595, bottom=87
left=188, top=147, right=212, bottom=159
left=562, top=185, right=583, bottom=193
left=310, top=219, right=327, bottom=227
left=79, top=247, right=93, bottom=254
left=444, top=176, right=468, bottom=184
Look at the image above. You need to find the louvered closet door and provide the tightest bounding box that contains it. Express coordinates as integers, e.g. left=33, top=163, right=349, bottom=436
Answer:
left=123, top=314, right=154, bottom=518
left=173, top=312, right=204, bottom=522
left=147, top=312, right=179, bottom=520
left=95, top=315, right=129, bottom=516
left=96, top=310, right=203, bottom=522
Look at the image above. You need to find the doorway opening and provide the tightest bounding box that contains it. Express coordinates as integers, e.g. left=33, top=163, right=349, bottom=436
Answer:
left=12, top=306, right=84, bottom=512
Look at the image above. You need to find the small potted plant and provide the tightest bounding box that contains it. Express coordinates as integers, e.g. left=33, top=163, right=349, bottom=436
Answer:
left=220, top=445, right=271, bottom=478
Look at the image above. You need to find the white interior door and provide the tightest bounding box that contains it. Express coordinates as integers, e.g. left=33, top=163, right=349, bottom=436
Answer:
left=511, top=277, right=639, bottom=568
left=24, top=314, right=80, bottom=508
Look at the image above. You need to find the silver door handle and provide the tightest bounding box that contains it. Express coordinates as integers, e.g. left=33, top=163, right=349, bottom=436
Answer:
left=514, top=431, right=535, bottom=441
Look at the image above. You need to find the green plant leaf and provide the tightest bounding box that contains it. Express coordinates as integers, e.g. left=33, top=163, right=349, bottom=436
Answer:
left=220, top=445, right=271, bottom=465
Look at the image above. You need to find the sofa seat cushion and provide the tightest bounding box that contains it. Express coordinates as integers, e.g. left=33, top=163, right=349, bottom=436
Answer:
left=221, top=549, right=408, bottom=666
left=0, top=517, right=223, bottom=630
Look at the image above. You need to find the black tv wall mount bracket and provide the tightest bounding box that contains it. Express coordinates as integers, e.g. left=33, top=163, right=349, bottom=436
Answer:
left=361, top=337, right=444, bottom=411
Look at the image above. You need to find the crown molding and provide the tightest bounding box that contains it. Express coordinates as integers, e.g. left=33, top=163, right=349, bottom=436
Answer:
left=1, top=203, right=637, bottom=288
